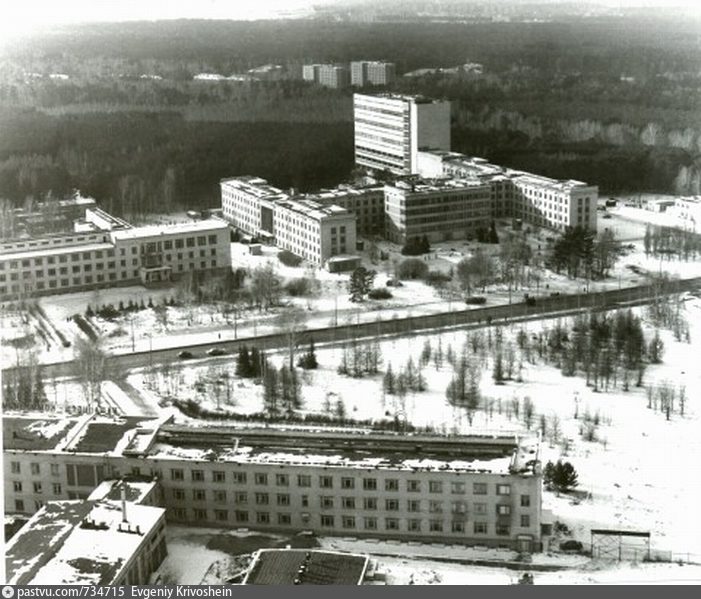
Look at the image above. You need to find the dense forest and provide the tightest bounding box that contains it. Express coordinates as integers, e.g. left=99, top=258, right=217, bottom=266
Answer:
left=0, top=17, right=699, bottom=216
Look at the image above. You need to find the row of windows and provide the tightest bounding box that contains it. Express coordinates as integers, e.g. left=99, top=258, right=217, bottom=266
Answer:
left=170, top=508, right=527, bottom=533
left=168, top=469, right=517, bottom=497
left=10, top=462, right=61, bottom=476
left=12, top=481, right=62, bottom=495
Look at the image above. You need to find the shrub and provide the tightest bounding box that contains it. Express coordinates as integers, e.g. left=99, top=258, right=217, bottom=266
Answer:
left=465, top=296, right=487, bottom=305
left=278, top=250, right=303, bottom=267
left=96, top=304, right=120, bottom=320
left=397, top=258, right=429, bottom=280
left=368, top=288, right=393, bottom=300
left=285, top=278, right=312, bottom=297
left=425, top=270, right=451, bottom=287
left=386, top=279, right=404, bottom=287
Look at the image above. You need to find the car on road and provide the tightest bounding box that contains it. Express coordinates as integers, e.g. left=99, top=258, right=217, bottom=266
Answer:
left=465, top=296, right=487, bottom=305
left=177, top=351, right=195, bottom=360
left=206, top=348, right=227, bottom=357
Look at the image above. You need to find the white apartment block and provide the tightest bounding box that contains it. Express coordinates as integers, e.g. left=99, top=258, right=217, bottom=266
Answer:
left=384, top=178, right=492, bottom=244
left=3, top=415, right=544, bottom=553
left=305, top=185, right=385, bottom=237
left=220, top=176, right=287, bottom=236
left=417, top=150, right=598, bottom=233
left=302, top=64, right=350, bottom=88
left=670, top=196, right=701, bottom=233
left=0, top=211, right=231, bottom=300
left=354, top=93, right=451, bottom=175
left=351, top=61, right=396, bottom=87
left=274, top=198, right=357, bottom=264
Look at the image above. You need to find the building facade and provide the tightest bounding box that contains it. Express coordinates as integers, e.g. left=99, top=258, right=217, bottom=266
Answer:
left=353, top=93, right=451, bottom=175
left=306, top=185, right=385, bottom=237
left=351, top=61, right=396, bottom=87
left=302, top=64, right=350, bottom=88
left=383, top=178, right=492, bottom=244
left=3, top=415, right=543, bottom=553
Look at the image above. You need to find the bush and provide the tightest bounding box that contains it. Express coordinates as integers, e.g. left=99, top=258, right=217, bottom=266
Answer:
left=96, top=304, right=120, bottom=320
left=465, top=296, right=487, bottom=305
left=285, top=278, right=312, bottom=297
left=397, top=258, right=429, bottom=280
left=278, top=250, right=303, bottom=267
left=425, top=270, right=451, bottom=287
left=368, top=288, right=393, bottom=300
left=386, top=279, right=404, bottom=287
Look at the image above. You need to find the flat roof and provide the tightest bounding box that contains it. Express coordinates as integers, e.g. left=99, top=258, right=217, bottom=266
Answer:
left=111, top=218, right=228, bottom=241
left=244, top=550, right=368, bottom=585
left=88, top=479, right=158, bottom=504
left=5, top=500, right=164, bottom=585
left=276, top=198, right=351, bottom=221
left=220, top=176, right=286, bottom=199
left=3, top=416, right=83, bottom=451
left=387, top=178, right=489, bottom=194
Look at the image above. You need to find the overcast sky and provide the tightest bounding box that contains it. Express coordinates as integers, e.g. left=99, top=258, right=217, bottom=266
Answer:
left=2, top=0, right=697, bottom=42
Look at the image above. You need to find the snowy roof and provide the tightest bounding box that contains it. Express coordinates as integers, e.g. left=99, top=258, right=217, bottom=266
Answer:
left=5, top=500, right=164, bottom=585
left=111, top=218, right=228, bottom=241
left=88, top=479, right=158, bottom=505
left=276, top=198, right=352, bottom=221
left=0, top=240, right=113, bottom=262
left=243, top=549, right=369, bottom=585
left=386, top=178, right=489, bottom=194
left=3, top=416, right=83, bottom=451
left=219, top=176, right=286, bottom=199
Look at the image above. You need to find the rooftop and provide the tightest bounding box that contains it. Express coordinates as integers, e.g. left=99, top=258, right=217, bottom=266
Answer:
left=5, top=500, right=164, bottom=585
left=387, top=178, right=489, bottom=194
left=220, top=176, right=287, bottom=199
left=110, top=218, right=228, bottom=241
left=276, top=198, right=351, bottom=221
left=88, top=479, right=158, bottom=505
left=354, top=92, right=448, bottom=105
left=243, top=549, right=368, bottom=585
left=3, top=416, right=82, bottom=451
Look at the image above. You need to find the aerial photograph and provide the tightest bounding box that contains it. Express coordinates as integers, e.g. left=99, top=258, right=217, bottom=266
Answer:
left=2, top=0, right=701, bottom=587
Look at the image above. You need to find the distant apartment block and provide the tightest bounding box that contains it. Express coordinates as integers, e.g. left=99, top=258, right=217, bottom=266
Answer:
left=3, top=415, right=544, bottom=553
left=384, top=178, right=492, bottom=244
left=417, top=150, right=598, bottom=232
left=0, top=205, right=231, bottom=300
left=670, top=196, right=701, bottom=232
left=302, top=64, right=350, bottom=88
left=220, top=177, right=358, bottom=267
left=353, top=93, right=451, bottom=175
left=351, top=61, right=396, bottom=87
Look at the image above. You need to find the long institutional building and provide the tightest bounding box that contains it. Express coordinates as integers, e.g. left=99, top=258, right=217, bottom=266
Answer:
left=4, top=415, right=544, bottom=553
left=0, top=200, right=231, bottom=301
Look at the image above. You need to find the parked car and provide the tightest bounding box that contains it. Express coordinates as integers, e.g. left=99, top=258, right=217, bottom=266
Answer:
left=207, top=348, right=227, bottom=357
left=464, top=296, right=487, bottom=305
left=178, top=350, right=195, bottom=360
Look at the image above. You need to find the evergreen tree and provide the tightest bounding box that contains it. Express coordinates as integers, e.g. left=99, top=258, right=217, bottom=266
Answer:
left=251, top=347, right=263, bottom=377
left=648, top=330, right=664, bottom=363
left=383, top=363, right=396, bottom=395
left=348, top=266, right=377, bottom=302
left=335, top=399, right=346, bottom=420
left=552, top=460, right=579, bottom=493
left=236, top=345, right=252, bottom=377
left=297, top=338, right=318, bottom=369
left=262, top=363, right=279, bottom=417
left=420, top=339, right=432, bottom=366
left=493, top=351, right=505, bottom=384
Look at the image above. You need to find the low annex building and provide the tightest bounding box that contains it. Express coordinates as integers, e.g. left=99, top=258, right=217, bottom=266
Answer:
left=3, top=414, right=543, bottom=553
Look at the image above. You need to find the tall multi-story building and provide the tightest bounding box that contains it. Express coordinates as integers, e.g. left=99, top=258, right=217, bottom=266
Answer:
left=220, top=176, right=287, bottom=239
left=0, top=209, right=231, bottom=300
left=353, top=93, right=451, bottom=175
left=351, top=61, right=396, bottom=87
left=302, top=64, right=350, bottom=88
left=384, top=178, right=492, bottom=244
left=305, top=185, right=385, bottom=237
left=3, top=415, right=544, bottom=553
left=417, top=150, right=598, bottom=232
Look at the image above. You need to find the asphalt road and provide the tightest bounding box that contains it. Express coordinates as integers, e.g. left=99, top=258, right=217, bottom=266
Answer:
left=16, top=275, right=700, bottom=380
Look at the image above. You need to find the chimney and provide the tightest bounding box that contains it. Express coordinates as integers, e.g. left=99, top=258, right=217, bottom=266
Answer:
left=121, top=483, right=128, bottom=524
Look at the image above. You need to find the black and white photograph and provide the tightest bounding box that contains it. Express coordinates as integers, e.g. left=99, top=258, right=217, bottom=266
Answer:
left=1, top=0, right=700, bottom=586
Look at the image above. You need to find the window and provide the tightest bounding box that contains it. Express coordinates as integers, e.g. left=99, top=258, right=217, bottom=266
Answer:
left=341, top=477, right=355, bottom=489
left=301, top=495, right=309, bottom=507
left=15, top=499, right=25, bottom=512
left=13, top=481, right=22, bottom=492
left=33, top=482, right=42, bottom=494
left=496, top=524, right=511, bottom=536
left=172, top=507, right=186, bottom=520
left=476, top=520, right=488, bottom=534
left=385, top=518, right=399, bottom=531
left=385, top=479, right=399, bottom=492
left=11, top=462, right=20, bottom=474
left=215, top=510, right=228, bottom=522
left=473, top=502, right=487, bottom=515
left=197, top=236, right=206, bottom=246
left=342, top=516, right=356, bottom=529
left=31, top=463, right=40, bottom=475
left=235, top=511, right=249, bottom=523
left=452, top=521, right=465, bottom=533
left=473, top=483, right=487, bottom=495
left=521, top=515, right=531, bottom=527
left=277, top=493, right=290, bottom=506
left=255, top=493, right=269, bottom=505
left=254, top=473, right=268, bottom=486
left=407, top=500, right=421, bottom=513
left=257, top=512, right=270, bottom=524
left=319, top=475, right=333, bottom=489
left=385, top=499, right=399, bottom=511
left=408, top=519, right=421, bottom=532
left=429, top=481, right=443, bottom=494
left=233, top=472, right=247, bottom=484
left=364, top=517, right=377, bottom=530
left=297, top=474, right=311, bottom=487
left=173, top=489, right=185, bottom=501
left=342, top=497, right=356, bottom=510
left=276, top=473, right=289, bottom=487
left=208, top=235, right=217, bottom=245
left=212, top=471, right=225, bottom=483
left=364, top=497, right=377, bottom=510
left=191, top=469, right=204, bottom=482
left=520, top=494, right=531, bottom=507
left=451, top=482, right=466, bottom=494
left=363, top=478, right=377, bottom=491
left=234, top=492, right=248, bottom=505
left=496, top=484, right=511, bottom=496
left=320, top=515, right=335, bottom=528
left=278, top=513, right=292, bottom=525
left=429, top=520, right=444, bottom=532
left=451, top=501, right=467, bottom=514
left=194, top=509, right=207, bottom=521
left=429, top=500, right=443, bottom=514
left=320, top=496, right=334, bottom=509
left=193, top=489, right=206, bottom=501
left=214, top=490, right=227, bottom=503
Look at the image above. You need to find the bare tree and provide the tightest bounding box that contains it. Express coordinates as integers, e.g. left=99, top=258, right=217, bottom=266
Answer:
left=276, top=307, right=307, bottom=370
left=73, top=336, right=111, bottom=409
